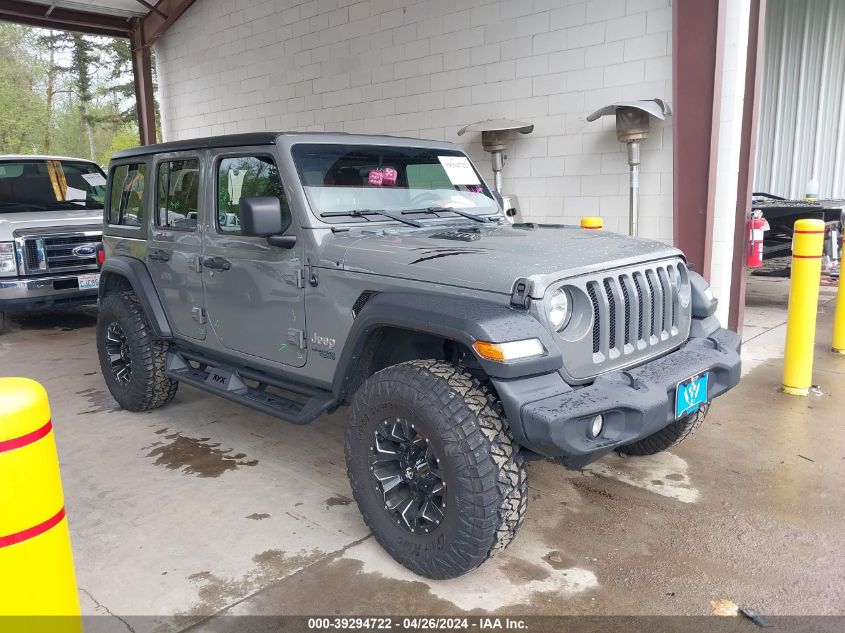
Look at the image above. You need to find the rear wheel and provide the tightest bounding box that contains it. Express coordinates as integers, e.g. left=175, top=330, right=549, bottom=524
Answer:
left=96, top=291, right=178, bottom=411
left=346, top=359, right=527, bottom=579
left=616, top=404, right=709, bottom=456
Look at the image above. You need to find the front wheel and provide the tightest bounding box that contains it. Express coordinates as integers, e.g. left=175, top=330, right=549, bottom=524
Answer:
left=346, top=360, right=527, bottom=579
left=96, top=291, right=178, bottom=412
left=616, top=404, right=710, bottom=456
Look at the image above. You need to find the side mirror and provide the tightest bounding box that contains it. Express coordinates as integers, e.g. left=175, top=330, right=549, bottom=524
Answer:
left=239, top=196, right=283, bottom=237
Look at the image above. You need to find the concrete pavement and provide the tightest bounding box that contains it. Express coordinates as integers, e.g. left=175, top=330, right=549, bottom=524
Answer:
left=0, top=275, right=843, bottom=631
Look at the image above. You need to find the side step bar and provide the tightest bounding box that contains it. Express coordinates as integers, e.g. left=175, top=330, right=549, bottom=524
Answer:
left=165, top=349, right=337, bottom=425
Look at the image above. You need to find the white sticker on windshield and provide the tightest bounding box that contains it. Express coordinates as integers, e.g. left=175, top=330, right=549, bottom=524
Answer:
left=81, top=172, right=106, bottom=187
left=438, top=156, right=481, bottom=186
left=65, top=186, right=88, bottom=204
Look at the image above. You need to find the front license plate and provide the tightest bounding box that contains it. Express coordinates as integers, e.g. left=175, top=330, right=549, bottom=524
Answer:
left=78, top=273, right=100, bottom=290
left=675, top=372, right=709, bottom=419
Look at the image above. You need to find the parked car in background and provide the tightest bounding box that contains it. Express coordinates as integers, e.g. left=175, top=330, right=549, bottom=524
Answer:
left=0, top=156, right=106, bottom=333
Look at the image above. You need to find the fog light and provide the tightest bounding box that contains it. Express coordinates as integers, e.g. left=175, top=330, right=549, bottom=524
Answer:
left=588, top=415, right=604, bottom=439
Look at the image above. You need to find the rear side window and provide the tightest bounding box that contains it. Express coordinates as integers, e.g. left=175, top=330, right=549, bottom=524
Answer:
left=108, top=163, right=146, bottom=227
left=217, top=156, right=290, bottom=233
left=156, top=159, right=200, bottom=230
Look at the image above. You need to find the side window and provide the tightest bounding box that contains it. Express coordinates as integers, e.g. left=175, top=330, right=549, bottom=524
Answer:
left=108, top=163, right=146, bottom=227
left=217, top=156, right=290, bottom=233
left=156, top=159, right=200, bottom=230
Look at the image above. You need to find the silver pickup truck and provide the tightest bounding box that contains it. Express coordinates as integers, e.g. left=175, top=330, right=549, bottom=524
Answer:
left=0, top=156, right=106, bottom=332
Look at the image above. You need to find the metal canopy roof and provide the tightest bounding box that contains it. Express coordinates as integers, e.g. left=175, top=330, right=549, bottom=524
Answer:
left=23, top=0, right=148, bottom=19
left=0, top=0, right=192, bottom=39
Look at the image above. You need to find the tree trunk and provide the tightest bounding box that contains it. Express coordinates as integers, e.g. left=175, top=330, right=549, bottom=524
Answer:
left=84, top=107, right=96, bottom=161
left=71, top=33, right=97, bottom=162
left=43, top=31, right=55, bottom=152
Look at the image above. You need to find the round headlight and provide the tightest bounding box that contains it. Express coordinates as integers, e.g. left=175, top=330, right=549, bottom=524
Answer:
left=548, top=287, right=571, bottom=331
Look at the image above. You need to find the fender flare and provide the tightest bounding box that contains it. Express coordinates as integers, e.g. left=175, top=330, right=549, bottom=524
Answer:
left=332, top=291, right=562, bottom=397
left=99, top=256, right=173, bottom=339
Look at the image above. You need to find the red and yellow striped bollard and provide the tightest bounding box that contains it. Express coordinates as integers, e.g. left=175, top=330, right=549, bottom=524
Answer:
left=0, top=378, right=80, bottom=619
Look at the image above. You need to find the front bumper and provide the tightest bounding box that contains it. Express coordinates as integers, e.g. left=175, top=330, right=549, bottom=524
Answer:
left=493, top=327, right=742, bottom=468
left=0, top=273, right=99, bottom=312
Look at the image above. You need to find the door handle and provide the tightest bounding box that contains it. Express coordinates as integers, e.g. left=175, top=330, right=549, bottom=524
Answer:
left=203, top=256, right=231, bottom=271
left=148, top=248, right=170, bottom=262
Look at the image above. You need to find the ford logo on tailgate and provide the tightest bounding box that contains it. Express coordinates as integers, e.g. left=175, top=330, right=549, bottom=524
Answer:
left=72, top=245, right=96, bottom=257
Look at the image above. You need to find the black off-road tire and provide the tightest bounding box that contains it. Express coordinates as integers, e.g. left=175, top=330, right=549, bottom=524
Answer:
left=346, top=359, right=527, bottom=579
left=96, top=291, right=178, bottom=412
left=616, top=404, right=709, bottom=456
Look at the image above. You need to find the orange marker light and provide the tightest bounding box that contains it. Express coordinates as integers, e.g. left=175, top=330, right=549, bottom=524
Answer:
left=472, top=339, right=545, bottom=362
left=473, top=341, right=506, bottom=362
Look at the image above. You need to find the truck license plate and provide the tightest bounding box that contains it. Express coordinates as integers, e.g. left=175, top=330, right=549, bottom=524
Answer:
left=78, top=273, right=100, bottom=290
left=675, top=372, right=709, bottom=419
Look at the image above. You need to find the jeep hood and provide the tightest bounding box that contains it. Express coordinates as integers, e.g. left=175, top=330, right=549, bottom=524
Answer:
left=0, top=208, right=103, bottom=241
left=336, top=223, right=683, bottom=296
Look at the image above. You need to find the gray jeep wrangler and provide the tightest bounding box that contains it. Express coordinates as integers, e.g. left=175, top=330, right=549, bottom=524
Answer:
left=97, top=132, right=741, bottom=579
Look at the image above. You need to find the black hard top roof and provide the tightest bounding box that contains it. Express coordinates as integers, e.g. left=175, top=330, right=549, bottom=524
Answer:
left=110, top=130, right=435, bottom=160
left=111, top=132, right=283, bottom=159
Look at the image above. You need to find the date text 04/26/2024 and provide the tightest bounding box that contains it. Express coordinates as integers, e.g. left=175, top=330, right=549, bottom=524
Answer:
left=307, top=617, right=528, bottom=630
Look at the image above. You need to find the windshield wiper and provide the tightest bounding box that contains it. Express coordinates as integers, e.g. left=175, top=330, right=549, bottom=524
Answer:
left=320, top=209, right=422, bottom=228
left=403, top=207, right=495, bottom=223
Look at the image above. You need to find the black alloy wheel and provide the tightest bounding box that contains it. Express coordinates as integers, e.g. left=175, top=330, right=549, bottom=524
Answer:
left=105, top=321, right=132, bottom=385
left=369, top=417, right=446, bottom=535
left=96, top=291, right=178, bottom=412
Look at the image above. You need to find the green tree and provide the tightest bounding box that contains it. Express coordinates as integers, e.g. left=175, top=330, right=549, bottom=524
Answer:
left=1, top=24, right=155, bottom=162
left=36, top=29, right=73, bottom=153
left=0, top=24, right=48, bottom=153
left=71, top=33, right=99, bottom=161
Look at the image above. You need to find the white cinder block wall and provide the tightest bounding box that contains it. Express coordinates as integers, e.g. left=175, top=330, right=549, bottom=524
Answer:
left=155, top=0, right=674, bottom=242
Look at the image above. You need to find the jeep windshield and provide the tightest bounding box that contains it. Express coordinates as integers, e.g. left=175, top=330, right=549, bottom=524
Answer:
left=291, top=144, right=500, bottom=224
left=0, top=159, right=107, bottom=213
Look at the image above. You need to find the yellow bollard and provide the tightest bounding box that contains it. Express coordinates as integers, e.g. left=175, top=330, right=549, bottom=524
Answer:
left=832, top=233, right=845, bottom=354
left=782, top=219, right=826, bottom=395
left=581, top=216, right=603, bottom=230
left=0, top=378, right=81, bottom=622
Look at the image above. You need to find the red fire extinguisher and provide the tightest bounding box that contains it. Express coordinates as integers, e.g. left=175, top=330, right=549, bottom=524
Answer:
left=746, top=211, right=769, bottom=268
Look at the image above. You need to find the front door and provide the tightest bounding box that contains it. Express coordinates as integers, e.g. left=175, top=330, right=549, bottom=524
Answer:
left=201, top=150, right=306, bottom=367
left=147, top=153, right=206, bottom=341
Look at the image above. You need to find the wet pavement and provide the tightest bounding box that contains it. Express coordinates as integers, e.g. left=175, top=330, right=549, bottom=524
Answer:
left=0, top=277, right=843, bottom=631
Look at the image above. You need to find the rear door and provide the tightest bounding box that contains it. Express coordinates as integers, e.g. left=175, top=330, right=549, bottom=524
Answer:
left=146, top=152, right=206, bottom=340
left=201, top=149, right=306, bottom=367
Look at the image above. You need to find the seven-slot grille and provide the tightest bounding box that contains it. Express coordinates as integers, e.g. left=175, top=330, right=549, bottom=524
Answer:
left=585, top=261, right=686, bottom=359
left=19, top=232, right=102, bottom=275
